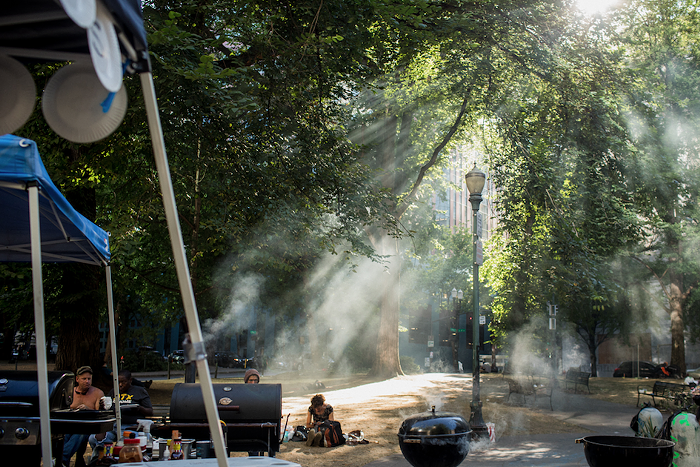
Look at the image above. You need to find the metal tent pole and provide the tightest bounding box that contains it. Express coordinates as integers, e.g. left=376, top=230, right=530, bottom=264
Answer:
left=139, top=72, right=227, bottom=467
left=106, top=264, right=122, bottom=436
left=28, top=182, right=52, bottom=464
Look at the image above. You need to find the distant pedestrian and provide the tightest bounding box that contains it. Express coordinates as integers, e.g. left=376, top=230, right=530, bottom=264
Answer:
left=244, top=368, right=261, bottom=384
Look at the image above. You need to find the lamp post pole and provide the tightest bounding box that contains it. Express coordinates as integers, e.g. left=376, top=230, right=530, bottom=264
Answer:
left=466, top=165, right=488, bottom=440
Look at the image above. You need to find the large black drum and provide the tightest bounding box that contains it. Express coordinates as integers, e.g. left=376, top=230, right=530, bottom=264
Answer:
left=576, top=435, right=675, bottom=467
left=398, top=406, right=471, bottom=467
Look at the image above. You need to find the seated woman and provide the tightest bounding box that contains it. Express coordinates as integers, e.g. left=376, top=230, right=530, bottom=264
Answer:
left=305, top=394, right=335, bottom=447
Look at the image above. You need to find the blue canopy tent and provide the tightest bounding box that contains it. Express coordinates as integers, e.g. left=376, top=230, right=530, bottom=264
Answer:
left=0, top=2, right=227, bottom=465
left=0, top=136, right=110, bottom=265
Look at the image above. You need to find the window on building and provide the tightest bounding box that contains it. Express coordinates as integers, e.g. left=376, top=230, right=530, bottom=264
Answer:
left=438, top=308, right=457, bottom=347
left=408, top=307, right=431, bottom=344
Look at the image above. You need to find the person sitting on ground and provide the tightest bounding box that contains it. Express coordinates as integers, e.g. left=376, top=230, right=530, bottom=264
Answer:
left=88, top=369, right=153, bottom=457
left=63, top=366, right=105, bottom=467
left=305, top=394, right=335, bottom=447
left=244, top=368, right=261, bottom=384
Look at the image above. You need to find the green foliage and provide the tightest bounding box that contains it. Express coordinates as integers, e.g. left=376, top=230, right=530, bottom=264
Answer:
left=612, top=0, right=700, bottom=370
left=480, top=1, right=643, bottom=357
left=10, top=0, right=700, bottom=376
left=399, top=355, right=422, bottom=374
left=120, top=349, right=168, bottom=373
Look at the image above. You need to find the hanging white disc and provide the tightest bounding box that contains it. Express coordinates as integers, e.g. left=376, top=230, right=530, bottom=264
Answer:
left=88, top=4, right=123, bottom=93
left=0, top=55, right=37, bottom=136
left=42, top=62, right=127, bottom=143
left=59, top=0, right=97, bottom=29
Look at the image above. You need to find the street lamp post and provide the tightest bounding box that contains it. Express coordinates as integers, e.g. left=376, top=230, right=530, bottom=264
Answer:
left=450, top=288, right=464, bottom=371
left=466, top=164, right=488, bottom=440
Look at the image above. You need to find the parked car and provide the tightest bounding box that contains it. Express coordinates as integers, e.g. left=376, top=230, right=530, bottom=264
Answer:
left=139, top=346, right=167, bottom=361
left=613, top=361, right=658, bottom=378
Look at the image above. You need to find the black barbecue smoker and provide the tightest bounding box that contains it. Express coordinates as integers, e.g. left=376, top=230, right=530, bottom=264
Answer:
left=151, top=382, right=283, bottom=457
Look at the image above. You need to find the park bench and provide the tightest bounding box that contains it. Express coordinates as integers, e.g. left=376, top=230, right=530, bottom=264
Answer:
left=506, top=376, right=533, bottom=404
left=637, top=381, right=688, bottom=408
left=565, top=369, right=591, bottom=393
left=505, top=375, right=554, bottom=410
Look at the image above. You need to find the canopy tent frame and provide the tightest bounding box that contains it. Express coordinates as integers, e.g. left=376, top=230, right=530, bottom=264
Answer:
left=0, top=135, right=121, bottom=463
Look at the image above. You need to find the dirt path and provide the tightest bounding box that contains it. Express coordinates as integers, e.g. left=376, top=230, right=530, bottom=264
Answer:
left=260, top=373, right=586, bottom=467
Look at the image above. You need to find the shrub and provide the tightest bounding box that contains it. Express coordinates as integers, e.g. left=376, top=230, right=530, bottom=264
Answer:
left=120, top=349, right=167, bottom=372
left=400, top=355, right=422, bottom=374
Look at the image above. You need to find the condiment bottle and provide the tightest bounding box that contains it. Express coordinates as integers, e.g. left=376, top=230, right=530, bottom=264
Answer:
left=104, top=442, right=114, bottom=459
left=118, top=438, right=143, bottom=463
left=170, top=438, right=183, bottom=460
left=95, top=445, right=105, bottom=462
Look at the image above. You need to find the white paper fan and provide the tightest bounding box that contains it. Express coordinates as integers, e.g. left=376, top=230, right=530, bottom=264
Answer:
left=88, top=3, right=122, bottom=93
left=0, top=55, right=37, bottom=136
left=60, top=0, right=97, bottom=28
left=42, top=62, right=127, bottom=143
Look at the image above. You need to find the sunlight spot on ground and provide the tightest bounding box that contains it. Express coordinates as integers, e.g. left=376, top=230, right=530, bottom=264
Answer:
left=282, top=373, right=471, bottom=415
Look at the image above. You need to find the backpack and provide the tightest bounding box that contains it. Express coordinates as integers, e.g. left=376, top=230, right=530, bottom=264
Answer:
left=630, top=405, right=663, bottom=438
left=318, top=420, right=345, bottom=447
left=291, top=425, right=308, bottom=442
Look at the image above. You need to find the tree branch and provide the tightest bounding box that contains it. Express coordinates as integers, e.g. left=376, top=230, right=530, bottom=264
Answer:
left=124, top=265, right=180, bottom=294
left=630, top=255, right=672, bottom=309
left=396, top=93, right=470, bottom=219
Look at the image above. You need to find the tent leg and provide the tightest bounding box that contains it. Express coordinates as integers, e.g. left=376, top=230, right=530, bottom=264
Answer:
left=105, top=265, right=122, bottom=437
left=139, top=72, right=227, bottom=467
left=28, top=183, right=52, bottom=465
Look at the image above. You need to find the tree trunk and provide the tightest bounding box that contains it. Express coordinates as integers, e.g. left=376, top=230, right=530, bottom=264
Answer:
left=55, top=262, right=103, bottom=379
left=364, top=96, right=465, bottom=377
left=1, top=315, right=13, bottom=360
left=668, top=273, right=686, bottom=375
left=53, top=183, right=104, bottom=380
left=56, top=314, right=100, bottom=369
left=370, top=236, right=403, bottom=377
left=306, top=313, right=320, bottom=368
left=588, top=333, right=598, bottom=378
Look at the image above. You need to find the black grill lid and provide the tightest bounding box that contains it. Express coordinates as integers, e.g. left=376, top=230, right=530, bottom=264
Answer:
left=399, top=406, right=470, bottom=437
left=170, top=383, right=282, bottom=422
left=0, top=371, right=75, bottom=415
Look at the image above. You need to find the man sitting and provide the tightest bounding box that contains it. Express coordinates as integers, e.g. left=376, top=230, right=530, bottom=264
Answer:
left=89, top=369, right=153, bottom=455
left=63, top=366, right=104, bottom=467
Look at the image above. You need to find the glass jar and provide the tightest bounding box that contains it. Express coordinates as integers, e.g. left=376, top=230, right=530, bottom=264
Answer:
left=118, top=438, right=143, bottom=463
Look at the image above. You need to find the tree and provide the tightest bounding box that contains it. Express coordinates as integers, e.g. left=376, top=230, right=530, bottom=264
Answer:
left=614, top=0, right=700, bottom=374
left=351, top=0, right=598, bottom=376
left=481, top=2, right=642, bottom=368
left=7, top=0, right=395, bottom=371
